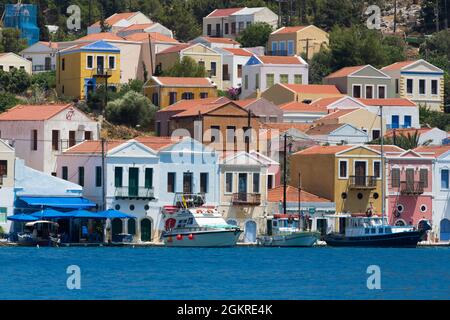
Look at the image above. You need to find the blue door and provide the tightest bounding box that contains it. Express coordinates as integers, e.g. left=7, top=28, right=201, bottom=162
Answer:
left=287, top=41, right=294, bottom=55
left=271, top=41, right=278, bottom=54
left=244, top=220, right=257, bottom=243
left=391, top=115, right=399, bottom=129
left=84, top=78, right=96, bottom=98
left=440, top=219, right=450, bottom=241
left=279, top=41, right=286, bottom=55
left=404, top=115, right=412, bottom=128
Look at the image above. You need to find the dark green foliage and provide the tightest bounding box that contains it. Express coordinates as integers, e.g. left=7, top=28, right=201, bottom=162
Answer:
left=236, top=22, right=273, bottom=48
left=162, top=56, right=206, bottom=77
left=369, top=132, right=431, bottom=150
left=0, top=93, right=20, bottom=112
left=0, top=28, right=28, bottom=54
left=419, top=106, right=450, bottom=131
left=0, top=69, right=31, bottom=94
left=31, top=71, right=56, bottom=90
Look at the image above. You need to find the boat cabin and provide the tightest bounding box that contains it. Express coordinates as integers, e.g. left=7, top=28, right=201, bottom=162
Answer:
left=266, top=214, right=312, bottom=236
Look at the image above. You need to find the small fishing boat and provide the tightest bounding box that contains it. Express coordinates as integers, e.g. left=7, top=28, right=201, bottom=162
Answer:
left=161, top=204, right=241, bottom=247
left=324, top=214, right=431, bottom=247
left=258, top=214, right=320, bottom=247
left=17, top=221, right=61, bottom=247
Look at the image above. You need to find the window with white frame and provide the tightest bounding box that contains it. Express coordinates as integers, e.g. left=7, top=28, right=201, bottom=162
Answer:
left=373, top=161, right=381, bottom=179
left=353, top=85, right=362, bottom=98
left=339, top=160, right=348, bottom=179
left=108, top=56, right=116, bottom=69
left=378, top=85, right=386, bottom=98
left=365, top=85, right=374, bottom=99
left=225, top=172, right=233, bottom=193
left=86, top=55, right=94, bottom=69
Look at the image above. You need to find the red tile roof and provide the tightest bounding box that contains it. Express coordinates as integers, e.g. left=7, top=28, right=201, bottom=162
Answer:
left=325, top=66, right=366, bottom=79
left=282, top=84, right=341, bottom=95
left=207, top=8, right=243, bottom=17
left=171, top=101, right=232, bottom=118
left=358, top=98, right=416, bottom=107
left=306, top=123, right=345, bottom=135
left=381, top=60, right=417, bottom=71
left=262, top=122, right=313, bottom=133
left=91, top=12, right=139, bottom=27
left=39, top=41, right=60, bottom=49
left=200, top=36, right=239, bottom=44
left=123, top=32, right=178, bottom=43
left=367, top=145, right=405, bottom=154
left=222, top=48, right=253, bottom=56
left=134, top=136, right=180, bottom=150
left=257, top=55, right=304, bottom=65
left=294, top=145, right=351, bottom=155
left=77, top=32, right=124, bottom=41
left=414, top=145, right=450, bottom=157
left=119, top=23, right=154, bottom=32
left=309, top=97, right=345, bottom=108
left=157, top=43, right=193, bottom=54
left=0, top=104, right=73, bottom=121
left=317, top=108, right=358, bottom=120
left=280, top=101, right=328, bottom=113
left=152, top=76, right=215, bottom=87
left=272, top=26, right=309, bottom=34
left=234, top=98, right=258, bottom=107
left=64, top=140, right=125, bottom=154
left=268, top=185, right=331, bottom=203
left=384, top=128, right=432, bottom=138
left=161, top=97, right=228, bottom=112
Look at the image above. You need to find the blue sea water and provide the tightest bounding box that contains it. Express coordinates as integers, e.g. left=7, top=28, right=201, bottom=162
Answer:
left=0, top=246, right=449, bottom=300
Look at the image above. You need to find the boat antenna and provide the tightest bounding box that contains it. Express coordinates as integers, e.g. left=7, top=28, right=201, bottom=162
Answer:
left=380, top=105, right=385, bottom=226
left=283, top=132, right=287, bottom=215
left=298, top=172, right=301, bottom=230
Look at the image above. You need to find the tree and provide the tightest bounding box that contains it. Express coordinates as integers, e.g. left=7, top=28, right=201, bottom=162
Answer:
left=236, top=22, right=273, bottom=48
left=0, top=93, right=20, bottom=113
left=0, top=28, right=28, bottom=54
left=162, top=56, right=207, bottom=77
left=31, top=71, right=56, bottom=90
left=419, top=106, right=450, bottom=131
left=0, top=69, right=31, bottom=94
left=159, top=0, right=202, bottom=42
left=105, top=91, right=158, bottom=129
left=370, top=131, right=431, bottom=150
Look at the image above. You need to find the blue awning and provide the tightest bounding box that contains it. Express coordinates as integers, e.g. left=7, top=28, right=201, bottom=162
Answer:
left=67, top=210, right=104, bottom=219
left=31, top=209, right=73, bottom=219
left=97, top=209, right=135, bottom=219
left=7, top=214, right=39, bottom=222
left=19, top=197, right=96, bottom=209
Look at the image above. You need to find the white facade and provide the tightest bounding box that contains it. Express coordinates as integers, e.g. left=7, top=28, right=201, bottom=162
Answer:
left=116, top=22, right=173, bottom=38
left=88, top=12, right=153, bottom=35
left=0, top=105, right=99, bottom=175
left=215, top=48, right=252, bottom=89
left=430, top=150, right=450, bottom=241
left=56, top=137, right=220, bottom=242
left=308, top=124, right=369, bottom=145
left=0, top=52, right=32, bottom=74
left=416, top=128, right=449, bottom=146
left=203, top=7, right=278, bottom=40
left=20, top=42, right=58, bottom=73
left=241, top=55, right=308, bottom=99
left=0, top=140, right=15, bottom=232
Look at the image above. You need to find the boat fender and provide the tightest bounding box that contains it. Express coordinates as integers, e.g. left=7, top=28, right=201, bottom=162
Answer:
left=366, top=207, right=373, bottom=217
left=176, top=234, right=183, bottom=240
left=188, top=234, right=194, bottom=240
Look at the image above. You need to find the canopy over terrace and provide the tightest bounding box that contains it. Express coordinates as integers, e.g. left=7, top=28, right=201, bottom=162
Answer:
left=17, top=197, right=97, bottom=210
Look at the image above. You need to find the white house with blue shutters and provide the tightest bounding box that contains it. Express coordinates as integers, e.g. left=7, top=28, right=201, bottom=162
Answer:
left=433, top=148, right=450, bottom=241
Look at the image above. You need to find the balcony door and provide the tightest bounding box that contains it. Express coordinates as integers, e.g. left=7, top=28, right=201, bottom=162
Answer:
left=128, top=168, right=139, bottom=197
left=97, top=56, right=105, bottom=73
left=406, top=168, right=414, bottom=191
left=183, top=172, right=193, bottom=194
left=45, top=57, right=52, bottom=71
left=238, top=173, right=247, bottom=201
left=354, top=161, right=366, bottom=186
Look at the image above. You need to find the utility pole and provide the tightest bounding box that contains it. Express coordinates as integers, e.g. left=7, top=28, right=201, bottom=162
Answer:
left=298, top=172, right=301, bottom=229
left=300, top=38, right=314, bottom=61
left=283, top=133, right=288, bottom=215
left=101, top=138, right=106, bottom=211
left=393, top=0, right=397, bottom=33
left=380, top=106, right=385, bottom=225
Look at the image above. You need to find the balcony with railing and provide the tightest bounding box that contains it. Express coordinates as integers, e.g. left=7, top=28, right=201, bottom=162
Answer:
left=349, top=176, right=377, bottom=189
left=386, top=124, right=412, bottom=129
left=232, top=193, right=261, bottom=206
left=115, top=187, right=155, bottom=200
left=174, top=193, right=206, bottom=208
left=400, top=181, right=424, bottom=195
left=222, top=73, right=231, bottom=81
left=32, top=64, right=56, bottom=72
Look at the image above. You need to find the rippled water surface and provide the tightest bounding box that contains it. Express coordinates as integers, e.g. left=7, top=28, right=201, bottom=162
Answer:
left=0, top=246, right=448, bottom=300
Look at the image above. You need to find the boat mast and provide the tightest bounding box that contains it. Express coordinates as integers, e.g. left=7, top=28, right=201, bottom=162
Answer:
left=283, top=132, right=287, bottom=215
left=380, top=105, right=385, bottom=225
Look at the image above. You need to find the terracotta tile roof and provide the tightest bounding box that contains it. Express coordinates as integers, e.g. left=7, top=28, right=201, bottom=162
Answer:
left=152, top=76, right=215, bottom=87
left=317, top=108, right=357, bottom=120
left=309, top=97, right=345, bottom=108
left=268, top=185, right=331, bottom=203
left=272, top=26, right=309, bottom=34
left=64, top=140, right=125, bottom=154
left=282, top=84, right=341, bottom=95
left=367, top=145, right=405, bottom=154
left=119, top=23, right=154, bottom=32
left=157, top=43, right=193, bottom=54
left=39, top=41, right=60, bottom=49
left=91, top=12, right=139, bottom=27
left=134, top=136, right=180, bottom=150
left=0, top=104, right=73, bottom=121
left=222, top=48, right=253, bottom=56
left=262, top=122, right=313, bottom=133
left=207, top=8, right=243, bottom=17
left=171, top=101, right=233, bottom=118
left=325, top=66, right=366, bottom=79
left=280, top=101, right=328, bottom=113
left=257, top=55, right=304, bottom=65
left=77, top=32, right=124, bottom=41
left=414, top=145, right=450, bottom=157
left=294, top=145, right=351, bottom=155
left=358, top=98, right=416, bottom=107
left=306, top=123, right=346, bottom=135
left=124, top=32, right=178, bottom=43
left=160, top=97, right=228, bottom=112
left=384, top=128, right=432, bottom=138
left=381, top=60, right=417, bottom=71
left=234, top=98, right=258, bottom=107
left=200, top=36, right=239, bottom=44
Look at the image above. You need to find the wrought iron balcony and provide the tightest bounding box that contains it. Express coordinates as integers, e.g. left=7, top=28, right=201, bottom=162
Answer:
left=94, top=66, right=111, bottom=78
left=32, top=64, right=56, bottom=72
left=400, top=181, right=424, bottom=195
left=115, top=187, right=155, bottom=199
left=232, top=193, right=261, bottom=206
left=349, top=176, right=377, bottom=189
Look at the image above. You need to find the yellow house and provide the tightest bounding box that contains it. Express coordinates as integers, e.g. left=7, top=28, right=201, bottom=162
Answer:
left=290, top=145, right=400, bottom=217
left=56, top=40, right=121, bottom=100
left=268, top=25, right=329, bottom=60
left=314, top=108, right=387, bottom=141
left=155, top=43, right=223, bottom=89
left=143, top=76, right=218, bottom=108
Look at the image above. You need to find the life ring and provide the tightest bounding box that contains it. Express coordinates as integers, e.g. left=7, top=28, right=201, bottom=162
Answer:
left=366, top=208, right=373, bottom=217
left=165, top=218, right=176, bottom=231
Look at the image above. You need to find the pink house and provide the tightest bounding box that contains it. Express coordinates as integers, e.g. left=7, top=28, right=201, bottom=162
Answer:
left=386, top=150, right=434, bottom=227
